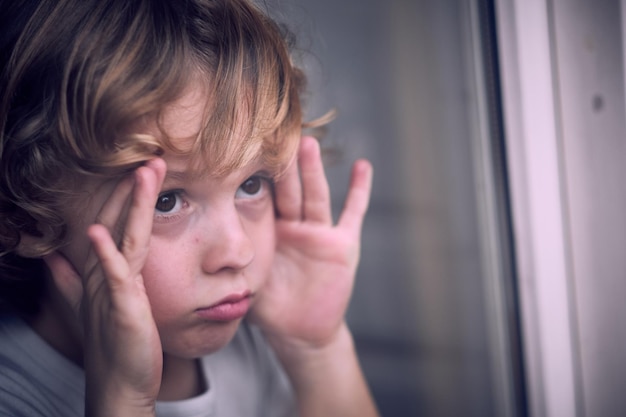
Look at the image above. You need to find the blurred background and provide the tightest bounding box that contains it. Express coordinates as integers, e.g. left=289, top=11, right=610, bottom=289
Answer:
left=262, top=0, right=626, bottom=416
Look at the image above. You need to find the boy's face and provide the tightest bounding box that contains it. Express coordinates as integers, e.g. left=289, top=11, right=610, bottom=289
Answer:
left=60, top=87, right=277, bottom=359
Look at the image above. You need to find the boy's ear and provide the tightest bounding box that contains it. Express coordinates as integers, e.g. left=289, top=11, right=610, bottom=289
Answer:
left=42, top=252, right=83, bottom=314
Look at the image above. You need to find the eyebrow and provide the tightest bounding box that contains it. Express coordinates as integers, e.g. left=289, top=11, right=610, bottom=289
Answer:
left=162, top=169, right=199, bottom=185
left=161, top=156, right=269, bottom=186
left=164, top=170, right=190, bottom=181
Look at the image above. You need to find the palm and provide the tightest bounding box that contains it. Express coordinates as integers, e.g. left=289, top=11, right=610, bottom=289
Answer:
left=251, top=137, right=372, bottom=348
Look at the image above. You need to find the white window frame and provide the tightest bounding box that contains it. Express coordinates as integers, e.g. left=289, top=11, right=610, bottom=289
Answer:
left=494, top=1, right=580, bottom=416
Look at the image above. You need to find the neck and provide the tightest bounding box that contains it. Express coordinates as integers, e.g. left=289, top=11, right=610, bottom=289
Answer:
left=159, top=354, right=205, bottom=401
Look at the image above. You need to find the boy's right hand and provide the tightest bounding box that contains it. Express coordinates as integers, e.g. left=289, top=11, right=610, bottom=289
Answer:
left=44, top=159, right=167, bottom=417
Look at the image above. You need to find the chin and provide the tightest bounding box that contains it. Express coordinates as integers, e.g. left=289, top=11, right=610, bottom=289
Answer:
left=161, top=319, right=242, bottom=359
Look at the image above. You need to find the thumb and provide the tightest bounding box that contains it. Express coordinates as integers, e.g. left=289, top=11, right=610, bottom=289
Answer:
left=43, top=251, right=83, bottom=314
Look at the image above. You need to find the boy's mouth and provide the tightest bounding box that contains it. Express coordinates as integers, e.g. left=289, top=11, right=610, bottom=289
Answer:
left=195, top=291, right=252, bottom=322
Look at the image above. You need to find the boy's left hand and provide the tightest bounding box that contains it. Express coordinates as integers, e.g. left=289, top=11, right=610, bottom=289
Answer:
left=250, top=136, right=372, bottom=350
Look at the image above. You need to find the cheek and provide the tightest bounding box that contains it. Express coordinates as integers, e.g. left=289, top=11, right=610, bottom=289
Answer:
left=140, top=241, right=194, bottom=316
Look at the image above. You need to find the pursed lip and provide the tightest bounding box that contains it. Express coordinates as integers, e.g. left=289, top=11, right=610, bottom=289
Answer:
left=195, top=290, right=252, bottom=322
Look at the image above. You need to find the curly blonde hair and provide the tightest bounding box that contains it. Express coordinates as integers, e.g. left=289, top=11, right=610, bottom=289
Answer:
left=0, top=0, right=305, bottom=313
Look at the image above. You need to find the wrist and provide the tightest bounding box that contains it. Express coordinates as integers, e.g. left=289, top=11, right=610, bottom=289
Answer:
left=266, top=323, right=380, bottom=417
left=265, top=322, right=355, bottom=378
left=85, top=376, right=157, bottom=417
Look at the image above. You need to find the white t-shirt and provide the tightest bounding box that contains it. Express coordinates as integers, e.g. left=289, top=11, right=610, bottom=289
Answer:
left=0, top=315, right=296, bottom=417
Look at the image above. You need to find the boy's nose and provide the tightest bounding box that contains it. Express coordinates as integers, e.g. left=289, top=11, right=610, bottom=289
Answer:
left=200, top=209, right=255, bottom=275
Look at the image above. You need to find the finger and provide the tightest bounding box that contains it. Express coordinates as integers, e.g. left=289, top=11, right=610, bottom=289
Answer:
left=86, top=223, right=131, bottom=292
left=274, top=142, right=302, bottom=221
left=93, top=175, right=135, bottom=247
left=43, top=251, right=84, bottom=314
left=83, top=158, right=165, bottom=283
left=299, top=136, right=332, bottom=224
left=93, top=159, right=166, bottom=244
left=121, top=159, right=166, bottom=275
left=337, top=159, right=373, bottom=237
left=143, top=157, right=167, bottom=187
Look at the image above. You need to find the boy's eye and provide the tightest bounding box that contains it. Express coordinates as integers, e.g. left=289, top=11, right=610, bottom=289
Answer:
left=241, top=177, right=262, bottom=195
left=155, top=192, right=180, bottom=213
left=236, top=175, right=270, bottom=199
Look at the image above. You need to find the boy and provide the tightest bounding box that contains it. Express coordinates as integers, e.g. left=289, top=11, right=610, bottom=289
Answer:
left=0, top=0, right=379, bottom=416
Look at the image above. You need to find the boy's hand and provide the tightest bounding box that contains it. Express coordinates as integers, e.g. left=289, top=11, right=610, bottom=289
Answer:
left=251, top=136, right=373, bottom=350
left=44, top=159, right=166, bottom=417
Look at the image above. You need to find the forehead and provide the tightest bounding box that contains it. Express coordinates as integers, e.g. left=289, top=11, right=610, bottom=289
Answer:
left=157, top=83, right=210, bottom=148
left=129, top=63, right=299, bottom=178
left=137, top=80, right=262, bottom=174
